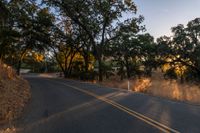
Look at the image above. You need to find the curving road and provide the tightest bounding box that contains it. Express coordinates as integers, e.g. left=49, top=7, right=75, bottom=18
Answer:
left=13, top=76, right=200, bottom=133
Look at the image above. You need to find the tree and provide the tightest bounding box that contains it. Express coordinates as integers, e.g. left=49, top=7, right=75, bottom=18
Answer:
left=7, top=0, right=54, bottom=74
left=107, top=18, right=147, bottom=79
left=157, top=18, right=200, bottom=82
left=44, top=0, right=137, bottom=81
left=138, top=33, right=156, bottom=77
left=186, top=18, right=200, bottom=79
left=0, top=0, right=9, bottom=27
left=0, top=0, right=20, bottom=62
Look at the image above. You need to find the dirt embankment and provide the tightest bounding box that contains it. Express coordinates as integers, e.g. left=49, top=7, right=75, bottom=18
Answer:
left=101, top=71, right=200, bottom=105
left=0, top=63, right=31, bottom=124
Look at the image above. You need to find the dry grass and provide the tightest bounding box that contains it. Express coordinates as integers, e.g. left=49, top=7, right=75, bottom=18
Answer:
left=101, top=71, right=200, bottom=105
left=0, top=63, right=31, bottom=124
left=0, top=127, right=16, bottom=133
left=147, top=78, right=200, bottom=104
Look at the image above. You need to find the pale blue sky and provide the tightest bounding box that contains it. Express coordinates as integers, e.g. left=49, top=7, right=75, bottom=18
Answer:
left=134, top=0, right=200, bottom=39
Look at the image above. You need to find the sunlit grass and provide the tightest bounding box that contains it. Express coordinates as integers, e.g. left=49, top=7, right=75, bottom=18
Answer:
left=148, top=78, right=200, bottom=103
left=101, top=70, right=200, bottom=104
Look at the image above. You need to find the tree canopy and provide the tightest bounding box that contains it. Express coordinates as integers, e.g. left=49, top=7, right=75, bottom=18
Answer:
left=1, top=0, right=200, bottom=82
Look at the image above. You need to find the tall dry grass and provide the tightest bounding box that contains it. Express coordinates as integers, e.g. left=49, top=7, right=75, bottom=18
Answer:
left=146, top=79, right=200, bottom=104
left=101, top=71, right=200, bottom=105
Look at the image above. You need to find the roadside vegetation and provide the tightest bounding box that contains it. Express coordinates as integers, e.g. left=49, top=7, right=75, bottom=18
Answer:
left=101, top=70, right=200, bottom=104
left=0, top=62, right=31, bottom=123
left=1, top=0, right=200, bottom=122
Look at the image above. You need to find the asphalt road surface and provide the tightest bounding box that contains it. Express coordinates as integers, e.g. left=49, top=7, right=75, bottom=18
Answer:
left=12, top=77, right=200, bottom=133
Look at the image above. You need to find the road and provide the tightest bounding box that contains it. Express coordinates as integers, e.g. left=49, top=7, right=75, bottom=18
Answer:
left=13, top=77, right=200, bottom=133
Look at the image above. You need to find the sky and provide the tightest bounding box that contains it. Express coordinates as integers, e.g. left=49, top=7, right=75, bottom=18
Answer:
left=133, top=0, right=200, bottom=39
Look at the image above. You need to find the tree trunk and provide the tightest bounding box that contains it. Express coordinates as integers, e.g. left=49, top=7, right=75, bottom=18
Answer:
left=16, top=59, right=22, bottom=75
left=69, top=66, right=73, bottom=76
left=125, top=59, right=130, bottom=78
left=98, top=58, right=103, bottom=82
left=64, top=71, right=68, bottom=78
left=83, top=54, right=89, bottom=72
left=120, top=74, right=123, bottom=80
left=0, top=53, right=3, bottom=62
left=16, top=49, right=27, bottom=75
left=180, top=75, right=184, bottom=83
left=120, top=66, right=124, bottom=80
left=98, top=21, right=107, bottom=82
left=126, top=66, right=130, bottom=78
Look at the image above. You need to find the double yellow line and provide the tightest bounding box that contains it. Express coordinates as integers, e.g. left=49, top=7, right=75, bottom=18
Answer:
left=53, top=81, right=180, bottom=133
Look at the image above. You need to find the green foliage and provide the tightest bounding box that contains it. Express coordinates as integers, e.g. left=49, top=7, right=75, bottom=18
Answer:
left=44, top=0, right=138, bottom=81
left=1, top=0, right=200, bottom=83
left=107, top=19, right=155, bottom=79
left=157, top=18, right=200, bottom=82
left=0, top=0, right=54, bottom=74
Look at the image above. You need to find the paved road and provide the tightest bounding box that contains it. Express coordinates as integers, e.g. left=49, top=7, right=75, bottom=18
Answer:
left=13, top=77, right=200, bottom=133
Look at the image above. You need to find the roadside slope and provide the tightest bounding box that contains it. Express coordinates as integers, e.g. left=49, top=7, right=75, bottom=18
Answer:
left=0, top=63, right=31, bottom=125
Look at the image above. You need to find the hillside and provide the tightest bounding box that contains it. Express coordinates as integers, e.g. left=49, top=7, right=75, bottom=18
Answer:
left=0, top=63, right=31, bottom=124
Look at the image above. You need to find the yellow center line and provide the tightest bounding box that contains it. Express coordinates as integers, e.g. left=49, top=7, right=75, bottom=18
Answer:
left=51, top=80, right=180, bottom=133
